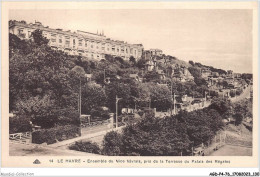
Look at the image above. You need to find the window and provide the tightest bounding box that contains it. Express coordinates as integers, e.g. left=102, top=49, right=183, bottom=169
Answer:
left=59, top=39, right=62, bottom=43
left=73, top=39, right=76, bottom=45
left=117, top=48, right=119, bottom=52
left=28, top=31, right=31, bottom=37
left=85, top=41, right=88, bottom=47
left=130, top=48, right=133, bottom=54
left=79, top=39, right=83, bottom=46
left=112, top=46, right=115, bottom=52
left=18, top=29, right=24, bottom=34
left=91, top=45, right=93, bottom=48
left=102, top=47, right=105, bottom=50
left=126, top=48, right=128, bottom=53
left=51, top=38, right=56, bottom=43
left=65, top=40, right=70, bottom=46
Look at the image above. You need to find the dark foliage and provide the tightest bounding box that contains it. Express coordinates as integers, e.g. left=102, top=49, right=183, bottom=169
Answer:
left=9, top=115, right=31, bottom=134
left=32, top=125, right=81, bottom=144
left=69, top=141, right=101, bottom=154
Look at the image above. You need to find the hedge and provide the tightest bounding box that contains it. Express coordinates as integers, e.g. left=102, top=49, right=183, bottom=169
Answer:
left=69, top=141, right=101, bottom=154
left=9, top=115, right=31, bottom=134
left=32, top=125, right=81, bottom=144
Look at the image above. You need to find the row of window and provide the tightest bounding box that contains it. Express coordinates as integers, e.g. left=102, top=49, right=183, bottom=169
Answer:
left=15, top=28, right=141, bottom=57
left=51, top=40, right=137, bottom=55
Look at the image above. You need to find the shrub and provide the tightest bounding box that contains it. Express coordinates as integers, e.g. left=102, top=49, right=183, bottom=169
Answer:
left=32, top=125, right=81, bottom=144
left=90, top=107, right=110, bottom=121
left=102, top=131, right=123, bottom=156
left=9, top=115, right=31, bottom=134
left=236, top=88, right=243, bottom=96
left=69, top=141, right=101, bottom=154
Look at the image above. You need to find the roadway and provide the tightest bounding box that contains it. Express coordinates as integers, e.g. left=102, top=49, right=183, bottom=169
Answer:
left=230, top=85, right=251, bottom=103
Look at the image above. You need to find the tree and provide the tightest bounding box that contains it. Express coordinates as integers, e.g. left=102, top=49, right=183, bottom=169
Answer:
left=90, top=107, right=110, bottom=120
left=234, top=113, right=243, bottom=125
left=81, top=83, right=107, bottom=114
left=15, top=95, right=57, bottom=128
left=143, top=71, right=161, bottom=83
left=180, top=110, right=214, bottom=146
left=189, top=60, right=194, bottom=66
left=31, top=29, right=49, bottom=46
left=146, top=83, right=172, bottom=111
left=208, top=98, right=232, bottom=119
left=9, top=32, right=79, bottom=128
left=105, top=81, right=131, bottom=113
left=129, top=56, right=136, bottom=65
left=136, top=58, right=146, bottom=69
left=102, top=131, right=123, bottom=156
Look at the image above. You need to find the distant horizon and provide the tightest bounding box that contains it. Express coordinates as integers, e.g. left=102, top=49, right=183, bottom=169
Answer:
left=9, top=9, right=253, bottom=73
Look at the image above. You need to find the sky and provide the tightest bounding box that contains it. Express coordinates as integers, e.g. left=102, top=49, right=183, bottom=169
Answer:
left=9, top=9, right=252, bottom=73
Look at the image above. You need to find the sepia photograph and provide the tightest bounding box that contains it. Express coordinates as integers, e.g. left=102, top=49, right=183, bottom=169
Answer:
left=7, top=8, right=254, bottom=157
left=1, top=1, right=259, bottom=171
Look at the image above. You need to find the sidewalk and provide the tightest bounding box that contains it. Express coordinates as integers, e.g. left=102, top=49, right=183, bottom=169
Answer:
left=48, top=126, right=126, bottom=148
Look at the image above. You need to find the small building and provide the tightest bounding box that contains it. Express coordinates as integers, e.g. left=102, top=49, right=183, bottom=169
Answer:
left=80, top=114, right=91, bottom=124
left=85, top=74, right=92, bottom=81
left=129, top=74, right=142, bottom=82
left=122, top=108, right=135, bottom=114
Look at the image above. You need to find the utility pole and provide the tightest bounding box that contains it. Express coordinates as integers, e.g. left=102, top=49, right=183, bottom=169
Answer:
left=170, top=79, right=173, bottom=116
left=173, top=92, right=176, bottom=115
left=115, top=95, right=121, bottom=129
left=104, top=69, right=106, bottom=81
left=79, top=79, right=81, bottom=117
left=103, top=69, right=106, bottom=89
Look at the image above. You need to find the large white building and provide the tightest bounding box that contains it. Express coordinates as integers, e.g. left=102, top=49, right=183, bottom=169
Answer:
left=9, top=20, right=144, bottom=60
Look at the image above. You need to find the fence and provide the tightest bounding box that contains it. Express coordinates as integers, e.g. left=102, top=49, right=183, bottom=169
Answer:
left=9, top=132, right=31, bottom=144
left=81, top=119, right=110, bottom=128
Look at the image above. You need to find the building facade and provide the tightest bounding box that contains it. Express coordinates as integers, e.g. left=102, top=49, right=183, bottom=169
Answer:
left=143, top=48, right=163, bottom=60
left=9, top=20, right=144, bottom=60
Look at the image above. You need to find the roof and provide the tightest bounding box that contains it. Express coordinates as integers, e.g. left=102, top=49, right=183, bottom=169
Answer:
left=130, top=74, right=138, bottom=78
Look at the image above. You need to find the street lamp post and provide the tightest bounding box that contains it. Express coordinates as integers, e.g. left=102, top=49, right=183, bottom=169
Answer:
left=79, top=79, right=82, bottom=116
left=115, top=95, right=122, bottom=129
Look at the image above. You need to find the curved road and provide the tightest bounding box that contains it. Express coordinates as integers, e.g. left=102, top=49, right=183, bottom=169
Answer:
left=230, top=86, right=252, bottom=103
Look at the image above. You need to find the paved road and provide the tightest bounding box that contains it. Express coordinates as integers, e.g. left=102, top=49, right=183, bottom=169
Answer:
left=49, top=125, right=125, bottom=149
left=230, top=86, right=251, bottom=103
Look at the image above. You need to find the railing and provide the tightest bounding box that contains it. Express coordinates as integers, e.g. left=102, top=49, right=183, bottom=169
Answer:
left=9, top=132, right=31, bottom=140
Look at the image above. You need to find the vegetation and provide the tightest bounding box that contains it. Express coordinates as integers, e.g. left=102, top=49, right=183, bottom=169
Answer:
left=10, top=32, right=79, bottom=129
left=69, top=141, right=101, bottom=154
left=32, top=125, right=81, bottom=144
left=100, top=105, right=224, bottom=156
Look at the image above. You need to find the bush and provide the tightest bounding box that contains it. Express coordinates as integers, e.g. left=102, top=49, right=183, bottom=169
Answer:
left=236, top=88, right=243, bottom=96
left=90, top=107, right=110, bottom=121
left=32, top=125, right=81, bottom=144
left=69, top=141, right=101, bottom=154
left=102, top=131, right=123, bottom=156
left=9, top=115, right=31, bottom=134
